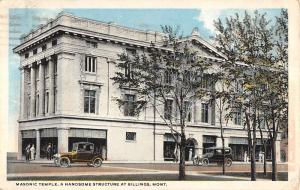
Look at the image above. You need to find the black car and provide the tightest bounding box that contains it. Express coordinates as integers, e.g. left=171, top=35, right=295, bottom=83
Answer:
left=193, top=147, right=233, bottom=167
left=53, top=142, right=103, bottom=168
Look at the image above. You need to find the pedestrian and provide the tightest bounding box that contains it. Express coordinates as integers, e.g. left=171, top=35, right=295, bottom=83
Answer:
left=47, top=143, right=52, bottom=160
left=30, top=144, right=36, bottom=160
left=25, top=144, right=30, bottom=162
left=244, top=151, right=248, bottom=162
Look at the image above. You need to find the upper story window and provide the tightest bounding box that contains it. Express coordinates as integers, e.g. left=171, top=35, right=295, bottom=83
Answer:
left=125, top=62, right=134, bottom=80
left=126, top=132, right=136, bottom=141
left=86, top=40, right=98, bottom=48
left=124, top=49, right=136, bottom=80
left=201, top=103, right=209, bottom=123
left=164, top=69, right=172, bottom=84
left=42, top=44, right=47, bottom=51
left=124, top=94, right=136, bottom=116
left=200, top=74, right=209, bottom=89
left=25, top=53, right=29, bottom=58
left=52, top=39, right=57, bottom=46
left=85, top=56, right=97, bottom=73
left=33, top=49, right=37, bottom=55
left=84, top=90, right=96, bottom=114
left=233, top=107, right=242, bottom=125
left=234, top=80, right=243, bottom=93
left=184, top=101, right=192, bottom=122
left=45, top=63, right=49, bottom=77
left=164, top=99, right=173, bottom=120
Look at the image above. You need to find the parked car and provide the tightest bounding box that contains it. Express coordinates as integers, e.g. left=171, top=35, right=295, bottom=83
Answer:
left=193, top=147, right=233, bottom=167
left=53, top=142, right=103, bottom=168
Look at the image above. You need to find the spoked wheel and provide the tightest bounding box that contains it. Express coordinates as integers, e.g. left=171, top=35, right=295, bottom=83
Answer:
left=92, top=158, right=103, bottom=167
left=59, top=157, right=70, bottom=168
left=193, top=157, right=200, bottom=166
left=202, top=158, right=209, bottom=167
left=225, top=158, right=232, bottom=167
left=54, top=158, right=60, bottom=167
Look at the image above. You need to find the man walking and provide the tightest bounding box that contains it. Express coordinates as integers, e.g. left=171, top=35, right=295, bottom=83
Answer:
left=25, top=144, right=30, bottom=162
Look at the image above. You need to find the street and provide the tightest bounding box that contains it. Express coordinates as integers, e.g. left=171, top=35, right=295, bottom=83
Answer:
left=7, top=161, right=288, bottom=181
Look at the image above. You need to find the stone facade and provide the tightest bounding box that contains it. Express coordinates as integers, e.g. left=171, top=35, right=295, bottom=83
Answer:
left=14, top=12, right=281, bottom=162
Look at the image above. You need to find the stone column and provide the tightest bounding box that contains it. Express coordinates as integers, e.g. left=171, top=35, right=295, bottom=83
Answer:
left=30, top=65, right=36, bottom=118
left=48, top=57, right=55, bottom=115
left=57, top=128, right=69, bottom=153
left=17, top=131, right=23, bottom=160
left=20, top=69, right=25, bottom=119
left=35, top=129, right=40, bottom=159
left=196, top=135, right=203, bottom=157
left=38, top=61, right=45, bottom=117
left=276, top=140, right=281, bottom=163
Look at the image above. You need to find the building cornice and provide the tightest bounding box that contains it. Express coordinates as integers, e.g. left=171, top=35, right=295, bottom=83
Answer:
left=18, top=114, right=275, bottom=134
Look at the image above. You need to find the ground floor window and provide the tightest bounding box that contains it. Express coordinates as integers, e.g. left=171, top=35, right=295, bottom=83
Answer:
left=202, top=135, right=216, bottom=154
left=164, top=141, right=176, bottom=161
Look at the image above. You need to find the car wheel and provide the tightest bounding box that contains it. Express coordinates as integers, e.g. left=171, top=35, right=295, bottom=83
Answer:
left=54, top=158, right=60, bottom=167
left=202, top=158, right=209, bottom=166
left=226, top=158, right=232, bottom=167
left=92, top=158, right=102, bottom=167
left=193, top=157, right=200, bottom=166
left=60, top=157, right=70, bottom=168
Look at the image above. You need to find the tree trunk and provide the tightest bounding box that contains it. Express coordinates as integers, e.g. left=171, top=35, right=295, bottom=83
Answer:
left=179, top=133, right=186, bottom=180
left=263, top=142, right=267, bottom=177
left=271, top=139, right=277, bottom=181
left=222, top=137, right=225, bottom=175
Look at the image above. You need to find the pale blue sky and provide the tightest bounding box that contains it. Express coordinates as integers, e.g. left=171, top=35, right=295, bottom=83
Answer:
left=8, top=8, right=282, bottom=152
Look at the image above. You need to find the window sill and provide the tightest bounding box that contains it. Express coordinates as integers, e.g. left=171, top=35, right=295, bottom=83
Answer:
left=125, top=140, right=137, bottom=143
left=84, top=72, right=97, bottom=75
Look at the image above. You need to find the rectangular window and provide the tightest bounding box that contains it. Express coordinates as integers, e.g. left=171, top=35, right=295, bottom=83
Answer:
left=42, top=44, right=47, bottom=51
left=200, top=74, right=209, bottom=89
left=52, top=39, right=57, bottom=46
left=201, top=103, right=209, bottom=123
left=124, top=62, right=134, bottom=80
left=126, top=132, right=136, bottom=141
left=25, top=53, right=29, bottom=58
left=184, top=101, right=192, bottom=122
left=45, top=63, right=49, bottom=77
left=85, top=56, right=97, bottom=73
left=234, top=107, right=242, bottom=125
left=124, top=94, right=135, bottom=116
left=86, top=40, right=98, bottom=48
left=33, top=49, right=37, bottom=55
left=36, top=95, right=39, bottom=116
left=164, top=99, right=173, bottom=120
left=84, top=90, right=96, bottom=113
left=164, top=69, right=172, bottom=84
left=45, top=92, right=49, bottom=113
left=235, top=80, right=243, bottom=93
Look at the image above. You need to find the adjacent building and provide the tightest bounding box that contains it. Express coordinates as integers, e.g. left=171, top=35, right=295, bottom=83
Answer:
left=13, top=12, right=281, bottom=162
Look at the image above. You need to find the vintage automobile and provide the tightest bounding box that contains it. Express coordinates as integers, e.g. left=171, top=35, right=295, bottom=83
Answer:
left=193, top=147, right=233, bottom=167
left=53, top=142, right=103, bottom=168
